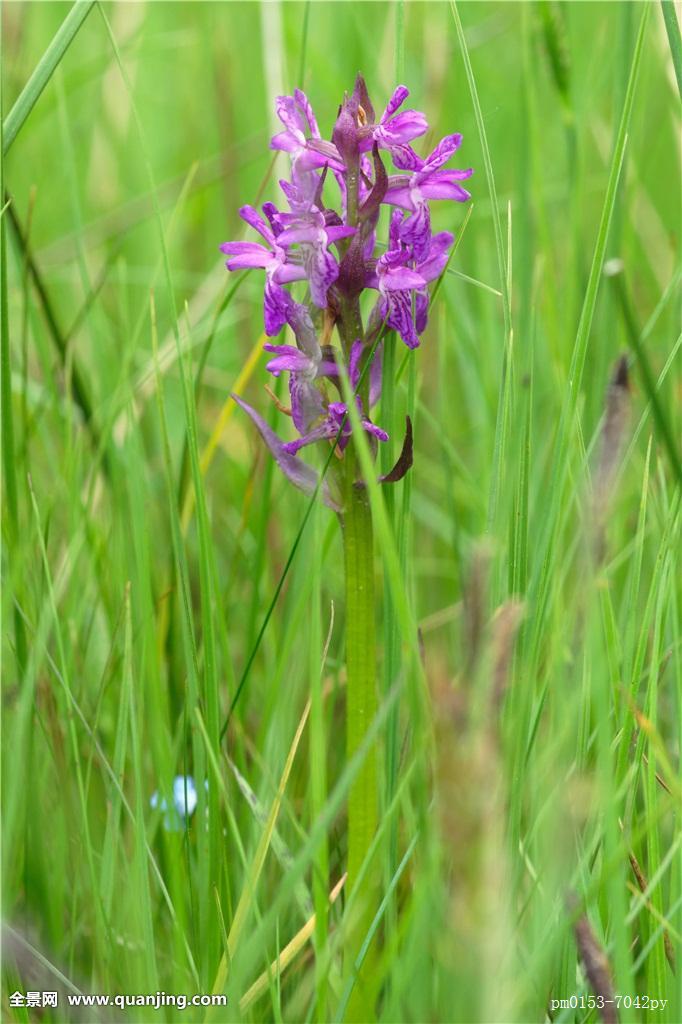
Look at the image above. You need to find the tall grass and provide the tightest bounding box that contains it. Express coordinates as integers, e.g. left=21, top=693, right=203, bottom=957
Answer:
left=2, top=2, right=680, bottom=1022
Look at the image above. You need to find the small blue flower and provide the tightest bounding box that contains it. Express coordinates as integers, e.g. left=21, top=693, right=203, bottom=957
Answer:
left=150, top=775, right=199, bottom=832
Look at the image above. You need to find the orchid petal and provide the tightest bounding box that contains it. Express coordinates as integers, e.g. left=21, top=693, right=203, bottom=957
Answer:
left=263, top=281, right=291, bottom=336
left=381, top=266, right=426, bottom=291
left=293, top=88, right=320, bottom=137
left=304, top=247, right=339, bottom=307
left=381, top=291, right=420, bottom=349
left=422, top=133, right=463, bottom=172
left=420, top=180, right=472, bottom=203
left=290, top=377, right=326, bottom=434
left=415, top=291, right=429, bottom=334
left=232, top=394, right=341, bottom=512
left=400, top=200, right=431, bottom=260
left=239, top=204, right=275, bottom=245
left=381, top=85, right=410, bottom=121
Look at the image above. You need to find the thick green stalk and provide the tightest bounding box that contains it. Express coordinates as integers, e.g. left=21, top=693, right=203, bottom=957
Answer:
left=338, top=128, right=378, bottom=1017
left=344, top=463, right=378, bottom=891
left=343, top=447, right=378, bottom=1022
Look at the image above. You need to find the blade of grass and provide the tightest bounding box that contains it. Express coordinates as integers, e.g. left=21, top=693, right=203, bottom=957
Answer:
left=449, top=0, right=511, bottom=340
left=661, top=0, right=682, bottom=102
left=2, top=0, right=96, bottom=156
left=209, top=699, right=311, bottom=998
left=608, top=270, right=682, bottom=485
left=239, top=874, right=346, bottom=1014
left=0, top=22, right=28, bottom=675
left=450, top=1, right=514, bottom=533
left=335, top=834, right=417, bottom=1023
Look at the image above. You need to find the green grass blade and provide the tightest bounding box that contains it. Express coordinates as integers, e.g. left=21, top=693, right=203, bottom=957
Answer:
left=2, top=1, right=96, bottom=156
left=661, top=0, right=682, bottom=101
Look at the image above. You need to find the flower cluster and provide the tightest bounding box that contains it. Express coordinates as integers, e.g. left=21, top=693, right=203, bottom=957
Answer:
left=221, top=76, right=471, bottom=507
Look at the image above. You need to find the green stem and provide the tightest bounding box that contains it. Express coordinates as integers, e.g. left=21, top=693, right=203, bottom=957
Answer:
left=338, top=132, right=378, bottom=1017
left=343, top=458, right=378, bottom=894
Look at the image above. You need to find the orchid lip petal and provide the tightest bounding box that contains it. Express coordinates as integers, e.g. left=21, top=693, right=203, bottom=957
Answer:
left=232, top=393, right=318, bottom=492
left=232, top=394, right=342, bottom=512
left=381, top=268, right=427, bottom=291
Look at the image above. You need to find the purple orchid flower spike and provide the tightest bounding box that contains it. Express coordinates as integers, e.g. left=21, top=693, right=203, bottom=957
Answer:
left=385, top=133, right=472, bottom=260
left=221, top=81, right=473, bottom=939
left=221, top=76, right=471, bottom=508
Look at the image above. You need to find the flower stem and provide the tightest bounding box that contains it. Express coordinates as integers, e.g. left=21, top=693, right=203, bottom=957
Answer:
left=344, top=464, right=377, bottom=887
left=343, top=449, right=378, bottom=1016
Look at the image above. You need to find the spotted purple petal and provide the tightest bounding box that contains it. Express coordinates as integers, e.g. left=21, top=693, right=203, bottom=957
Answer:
left=286, top=302, right=321, bottom=360
left=220, top=241, right=273, bottom=270
left=264, top=280, right=292, bottom=336
left=289, top=376, right=326, bottom=434
left=400, top=200, right=431, bottom=261
left=263, top=344, right=313, bottom=376
left=382, top=85, right=410, bottom=121
left=380, top=265, right=426, bottom=292
left=415, top=291, right=429, bottom=334
left=381, top=291, right=420, bottom=349
left=303, top=246, right=339, bottom=307
left=421, top=133, right=463, bottom=173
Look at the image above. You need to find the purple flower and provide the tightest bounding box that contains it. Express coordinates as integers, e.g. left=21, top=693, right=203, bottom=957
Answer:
left=412, top=226, right=455, bottom=334
left=349, top=339, right=382, bottom=409
left=275, top=207, right=355, bottom=308
left=220, top=204, right=305, bottom=335
left=271, top=89, right=344, bottom=181
left=367, top=211, right=454, bottom=348
left=231, top=394, right=342, bottom=512
left=360, top=85, right=428, bottom=160
left=222, top=77, right=472, bottom=508
left=372, top=256, right=426, bottom=349
left=263, top=303, right=335, bottom=433
left=279, top=330, right=386, bottom=456
left=385, top=134, right=472, bottom=260
left=282, top=399, right=388, bottom=456
left=264, top=312, right=386, bottom=457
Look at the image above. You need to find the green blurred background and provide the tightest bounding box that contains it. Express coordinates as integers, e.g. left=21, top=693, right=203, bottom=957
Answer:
left=2, top=2, right=680, bottom=1022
